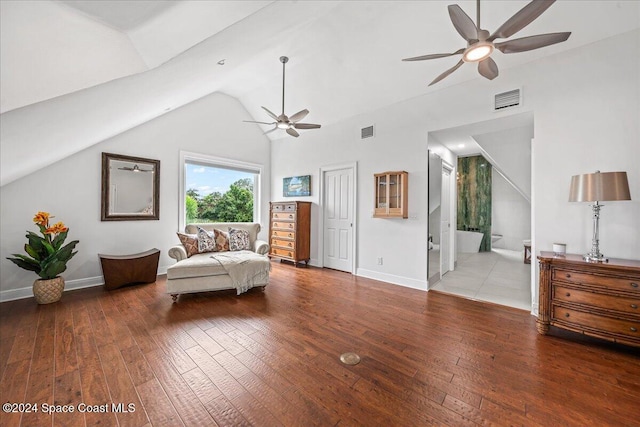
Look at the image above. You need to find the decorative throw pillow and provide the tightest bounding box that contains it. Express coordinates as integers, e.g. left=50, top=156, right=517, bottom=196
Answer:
left=176, top=232, right=199, bottom=257
left=228, top=228, right=251, bottom=251
left=212, top=228, right=230, bottom=252
left=196, top=227, right=217, bottom=253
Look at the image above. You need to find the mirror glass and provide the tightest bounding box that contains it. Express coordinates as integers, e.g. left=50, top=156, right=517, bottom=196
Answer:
left=428, top=150, right=442, bottom=284
left=101, top=152, right=160, bottom=221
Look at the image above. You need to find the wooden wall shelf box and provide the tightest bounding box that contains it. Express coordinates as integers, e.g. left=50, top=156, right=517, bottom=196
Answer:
left=537, top=252, right=640, bottom=347
left=269, top=201, right=311, bottom=267
left=374, top=171, right=408, bottom=218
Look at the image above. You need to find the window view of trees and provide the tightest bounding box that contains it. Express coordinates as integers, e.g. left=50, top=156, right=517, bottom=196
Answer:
left=186, top=177, right=254, bottom=223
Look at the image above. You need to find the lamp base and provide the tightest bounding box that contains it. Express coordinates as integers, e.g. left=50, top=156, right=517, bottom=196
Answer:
left=583, top=252, right=608, bottom=263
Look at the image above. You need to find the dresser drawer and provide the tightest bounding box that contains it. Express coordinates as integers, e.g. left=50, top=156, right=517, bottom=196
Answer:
left=271, top=247, right=295, bottom=260
left=272, top=229, right=295, bottom=240
left=553, top=268, right=640, bottom=293
left=272, top=238, right=295, bottom=250
left=272, top=212, right=296, bottom=221
left=272, top=221, right=295, bottom=230
left=554, top=285, right=640, bottom=315
left=552, top=306, right=640, bottom=339
left=272, top=203, right=297, bottom=212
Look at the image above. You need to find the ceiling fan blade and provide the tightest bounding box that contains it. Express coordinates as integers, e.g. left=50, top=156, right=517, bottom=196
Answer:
left=243, top=120, right=276, bottom=125
left=289, top=109, right=309, bottom=123
left=448, top=5, right=478, bottom=43
left=293, top=123, right=321, bottom=130
left=428, top=59, right=464, bottom=86
left=286, top=128, right=300, bottom=138
left=402, top=48, right=465, bottom=62
left=262, top=106, right=279, bottom=120
left=478, top=57, right=499, bottom=80
left=495, top=32, right=571, bottom=54
left=488, top=0, right=556, bottom=41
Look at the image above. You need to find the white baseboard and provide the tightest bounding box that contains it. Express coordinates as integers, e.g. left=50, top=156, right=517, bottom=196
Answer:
left=356, top=268, right=427, bottom=291
left=0, top=266, right=168, bottom=303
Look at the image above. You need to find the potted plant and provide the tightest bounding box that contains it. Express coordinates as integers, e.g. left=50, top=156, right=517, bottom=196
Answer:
left=7, top=211, right=79, bottom=304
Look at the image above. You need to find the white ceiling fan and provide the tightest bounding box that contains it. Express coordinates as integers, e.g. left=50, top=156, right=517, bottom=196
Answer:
left=244, top=56, right=321, bottom=138
left=403, top=0, right=571, bottom=86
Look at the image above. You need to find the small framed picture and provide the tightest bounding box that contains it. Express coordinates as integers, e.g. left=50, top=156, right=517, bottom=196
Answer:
left=283, top=175, right=311, bottom=197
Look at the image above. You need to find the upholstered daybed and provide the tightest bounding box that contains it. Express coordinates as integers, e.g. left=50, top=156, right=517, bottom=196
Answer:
left=167, top=222, right=270, bottom=301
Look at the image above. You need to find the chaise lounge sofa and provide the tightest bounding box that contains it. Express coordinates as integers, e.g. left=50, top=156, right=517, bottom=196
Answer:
left=167, top=222, right=270, bottom=301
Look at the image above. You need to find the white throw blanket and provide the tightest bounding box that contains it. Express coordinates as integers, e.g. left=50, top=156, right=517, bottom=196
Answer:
left=210, top=250, right=270, bottom=295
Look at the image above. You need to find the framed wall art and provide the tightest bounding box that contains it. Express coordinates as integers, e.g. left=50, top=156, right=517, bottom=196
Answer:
left=283, top=175, right=311, bottom=197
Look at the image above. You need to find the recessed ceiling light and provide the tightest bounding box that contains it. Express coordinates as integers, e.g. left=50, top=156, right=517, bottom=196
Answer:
left=458, top=143, right=465, bottom=148
left=217, top=59, right=225, bottom=66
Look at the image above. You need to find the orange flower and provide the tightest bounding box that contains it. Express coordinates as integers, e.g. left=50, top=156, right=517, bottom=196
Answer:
left=33, top=211, right=52, bottom=226
left=45, top=222, right=68, bottom=235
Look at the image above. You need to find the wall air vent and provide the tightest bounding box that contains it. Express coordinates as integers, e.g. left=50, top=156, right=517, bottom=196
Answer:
left=361, top=125, right=375, bottom=139
left=494, top=89, right=521, bottom=111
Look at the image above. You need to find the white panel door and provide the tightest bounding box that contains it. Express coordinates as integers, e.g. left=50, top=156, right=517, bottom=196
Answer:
left=323, top=167, right=354, bottom=272
left=441, top=167, right=451, bottom=275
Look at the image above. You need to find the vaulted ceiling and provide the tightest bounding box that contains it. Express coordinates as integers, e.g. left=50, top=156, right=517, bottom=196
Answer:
left=1, top=1, right=639, bottom=186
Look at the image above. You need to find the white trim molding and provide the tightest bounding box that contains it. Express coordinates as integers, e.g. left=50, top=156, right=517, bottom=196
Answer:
left=0, top=268, right=168, bottom=302
left=356, top=268, right=427, bottom=291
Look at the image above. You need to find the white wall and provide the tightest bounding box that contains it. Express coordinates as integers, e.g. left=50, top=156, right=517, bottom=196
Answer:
left=492, top=169, right=531, bottom=251
left=474, top=125, right=532, bottom=201
left=0, top=92, right=271, bottom=301
left=271, top=29, right=640, bottom=304
left=0, top=0, right=147, bottom=113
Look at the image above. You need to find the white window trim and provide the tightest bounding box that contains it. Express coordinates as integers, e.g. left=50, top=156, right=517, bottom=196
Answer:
left=179, top=150, right=262, bottom=230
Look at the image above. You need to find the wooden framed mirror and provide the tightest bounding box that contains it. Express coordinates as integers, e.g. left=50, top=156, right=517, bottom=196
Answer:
left=101, top=152, right=160, bottom=221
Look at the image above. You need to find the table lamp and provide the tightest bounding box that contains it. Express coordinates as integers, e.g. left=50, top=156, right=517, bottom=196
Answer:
left=568, top=171, right=631, bottom=262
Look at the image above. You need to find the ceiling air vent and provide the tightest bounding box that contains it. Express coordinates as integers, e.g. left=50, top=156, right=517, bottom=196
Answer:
left=494, top=89, right=521, bottom=111
left=361, top=125, right=375, bottom=139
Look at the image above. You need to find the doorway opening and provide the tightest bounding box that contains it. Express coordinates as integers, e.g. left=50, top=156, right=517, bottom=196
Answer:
left=427, top=112, right=534, bottom=311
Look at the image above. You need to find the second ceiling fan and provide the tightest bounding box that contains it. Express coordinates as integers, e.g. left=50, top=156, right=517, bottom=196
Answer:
left=403, top=0, right=571, bottom=86
left=245, top=56, right=321, bottom=138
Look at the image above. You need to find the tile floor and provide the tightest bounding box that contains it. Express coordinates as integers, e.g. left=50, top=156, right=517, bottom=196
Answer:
left=430, top=248, right=532, bottom=311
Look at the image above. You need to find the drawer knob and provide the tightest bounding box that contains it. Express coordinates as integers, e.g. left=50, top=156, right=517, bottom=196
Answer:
left=565, top=292, right=571, bottom=297
left=631, top=304, right=638, bottom=309
left=565, top=273, right=571, bottom=278
left=631, top=283, right=639, bottom=288
left=288, top=252, right=292, bottom=257
left=288, top=243, right=292, bottom=247
left=631, top=327, right=638, bottom=333
left=289, top=214, right=293, bottom=219
left=565, top=313, right=570, bottom=318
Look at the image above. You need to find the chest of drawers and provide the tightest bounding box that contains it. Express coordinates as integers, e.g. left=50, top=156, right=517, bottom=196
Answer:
left=269, top=201, right=311, bottom=266
left=537, top=252, right=640, bottom=347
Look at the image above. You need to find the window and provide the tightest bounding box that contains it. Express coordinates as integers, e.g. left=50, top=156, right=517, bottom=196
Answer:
left=179, top=151, right=261, bottom=228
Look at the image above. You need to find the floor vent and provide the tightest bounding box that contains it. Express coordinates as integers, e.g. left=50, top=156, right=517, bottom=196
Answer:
left=361, top=125, right=375, bottom=139
left=494, top=89, right=521, bottom=111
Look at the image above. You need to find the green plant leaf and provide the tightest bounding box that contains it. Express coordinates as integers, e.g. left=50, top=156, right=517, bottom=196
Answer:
left=27, top=232, right=46, bottom=251
left=41, top=239, right=55, bottom=255
left=24, top=244, right=41, bottom=260
left=7, top=256, right=40, bottom=273
left=41, top=260, right=66, bottom=279
left=54, top=241, right=79, bottom=263
left=51, top=231, right=68, bottom=250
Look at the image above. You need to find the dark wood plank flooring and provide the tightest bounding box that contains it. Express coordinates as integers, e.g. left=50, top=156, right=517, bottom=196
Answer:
left=1, top=261, right=638, bottom=426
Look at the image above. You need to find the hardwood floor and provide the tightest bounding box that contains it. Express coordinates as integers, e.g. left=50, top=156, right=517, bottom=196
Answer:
left=1, top=261, right=638, bottom=426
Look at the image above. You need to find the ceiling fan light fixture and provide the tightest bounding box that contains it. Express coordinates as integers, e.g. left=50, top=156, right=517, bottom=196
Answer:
left=463, top=43, right=494, bottom=62
left=277, top=122, right=290, bottom=129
